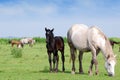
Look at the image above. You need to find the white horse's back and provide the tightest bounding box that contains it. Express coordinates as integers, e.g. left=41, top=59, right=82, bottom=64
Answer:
left=67, top=24, right=112, bottom=52
left=88, top=26, right=113, bottom=56
left=67, top=24, right=89, bottom=51
left=87, top=27, right=106, bottom=50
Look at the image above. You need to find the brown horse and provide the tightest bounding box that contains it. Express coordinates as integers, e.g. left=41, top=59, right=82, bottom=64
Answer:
left=109, top=40, right=118, bottom=48
left=45, top=28, right=65, bottom=72
left=109, top=39, right=120, bottom=51
left=9, top=40, right=24, bottom=48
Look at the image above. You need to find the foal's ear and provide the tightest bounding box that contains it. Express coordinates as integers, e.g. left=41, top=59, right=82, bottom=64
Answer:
left=45, top=27, right=48, bottom=31
left=51, top=28, right=54, bottom=32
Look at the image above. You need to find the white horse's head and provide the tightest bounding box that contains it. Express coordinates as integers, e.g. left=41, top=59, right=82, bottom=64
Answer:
left=105, top=55, right=116, bottom=76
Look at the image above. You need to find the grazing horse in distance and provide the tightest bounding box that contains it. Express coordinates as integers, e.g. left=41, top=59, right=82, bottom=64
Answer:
left=109, top=39, right=120, bottom=52
left=45, top=28, right=65, bottom=72
left=67, top=24, right=116, bottom=76
left=9, top=40, right=24, bottom=48
left=109, top=40, right=115, bottom=48
left=20, top=38, right=35, bottom=47
left=109, top=39, right=118, bottom=48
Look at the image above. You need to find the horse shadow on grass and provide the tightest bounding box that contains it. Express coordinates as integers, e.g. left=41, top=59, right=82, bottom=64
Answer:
left=38, top=66, right=67, bottom=73
left=39, top=69, right=90, bottom=76
left=30, top=67, right=109, bottom=77
left=38, top=66, right=89, bottom=76
left=33, top=66, right=108, bottom=76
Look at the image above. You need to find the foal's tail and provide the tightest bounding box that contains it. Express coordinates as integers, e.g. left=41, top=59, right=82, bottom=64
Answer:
left=60, top=36, right=64, bottom=45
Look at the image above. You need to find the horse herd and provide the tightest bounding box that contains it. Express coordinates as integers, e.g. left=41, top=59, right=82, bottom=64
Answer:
left=45, top=24, right=116, bottom=77
left=9, top=37, right=35, bottom=48
left=10, top=24, right=117, bottom=77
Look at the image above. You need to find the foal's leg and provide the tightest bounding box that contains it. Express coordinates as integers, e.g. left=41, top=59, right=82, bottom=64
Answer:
left=61, top=50, right=65, bottom=72
left=53, top=51, right=59, bottom=72
left=53, top=53, right=55, bottom=72
left=70, top=47, right=76, bottom=74
left=78, top=51, right=84, bottom=74
left=48, top=52, right=52, bottom=72
left=56, top=52, right=59, bottom=72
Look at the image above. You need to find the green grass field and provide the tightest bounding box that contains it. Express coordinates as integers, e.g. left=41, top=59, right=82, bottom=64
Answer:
left=0, top=42, right=120, bottom=80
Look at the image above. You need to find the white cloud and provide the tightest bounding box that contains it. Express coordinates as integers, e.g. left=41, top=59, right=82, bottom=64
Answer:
left=0, top=3, right=25, bottom=16
left=26, top=5, right=57, bottom=16
left=0, top=1, right=58, bottom=16
left=0, top=0, right=120, bottom=37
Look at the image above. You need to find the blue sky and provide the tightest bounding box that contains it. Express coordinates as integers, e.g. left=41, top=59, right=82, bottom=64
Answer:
left=0, top=0, right=120, bottom=38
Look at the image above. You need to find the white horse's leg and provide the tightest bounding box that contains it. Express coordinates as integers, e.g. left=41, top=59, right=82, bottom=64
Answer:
left=88, top=53, right=97, bottom=75
left=70, top=47, right=76, bottom=74
left=78, top=51, right=84, bottom=74
left=95, top=49, right=100, bottom=75
left=88, top=44, right=98, bottom=75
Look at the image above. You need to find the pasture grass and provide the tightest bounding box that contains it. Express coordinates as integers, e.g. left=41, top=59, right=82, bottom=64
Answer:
left=0, top=43, right=119, bottom=80
left=11, top=48, right=22, bottom=58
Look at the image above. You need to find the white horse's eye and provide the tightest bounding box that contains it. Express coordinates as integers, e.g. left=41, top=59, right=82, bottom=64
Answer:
left=108, top=63, right=111, bottom=66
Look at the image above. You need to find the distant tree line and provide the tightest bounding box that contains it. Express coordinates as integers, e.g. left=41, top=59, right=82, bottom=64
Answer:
left=0, top=37, right=120, bottom=45
left=0, top=37, right=68, bottom=44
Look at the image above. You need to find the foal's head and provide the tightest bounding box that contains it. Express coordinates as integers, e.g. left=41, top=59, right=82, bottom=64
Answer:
left=45, top=28, right=54, bottom=43
left=105, top=55, right=116, bottom=76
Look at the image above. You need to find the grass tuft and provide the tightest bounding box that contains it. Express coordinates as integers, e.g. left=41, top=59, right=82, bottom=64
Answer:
left=11, top=48, right=22, bottom=58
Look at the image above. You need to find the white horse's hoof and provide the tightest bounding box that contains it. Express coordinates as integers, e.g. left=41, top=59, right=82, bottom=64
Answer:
left=88, top=71, right=92, bottom=76
left=71, top=71, right=75, bottom=74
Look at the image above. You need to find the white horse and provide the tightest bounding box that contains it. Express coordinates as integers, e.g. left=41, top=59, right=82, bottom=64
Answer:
left=20, top=38, right=35, bottom=47
left=67, top=24, right=116, bottom=76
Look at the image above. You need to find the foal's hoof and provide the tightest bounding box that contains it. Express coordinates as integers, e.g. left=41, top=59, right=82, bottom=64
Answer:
left=62, top=69, right=65, bottom=72
left=54, top=69, right=58, bottom=73
left=50, top=71, right=53, bottom=73
left=62, top=71, right=65, bottom=73
left=79, top=71, right=84, bottom=74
